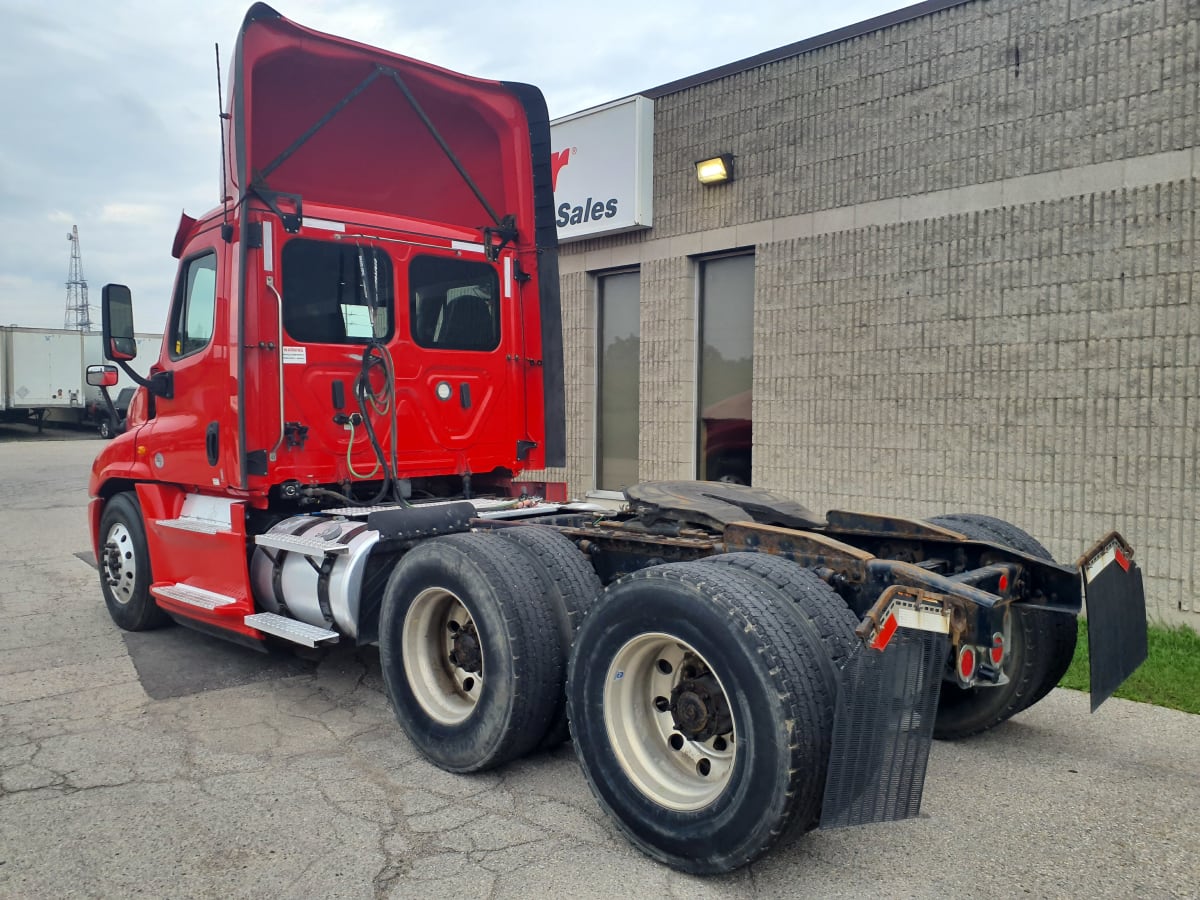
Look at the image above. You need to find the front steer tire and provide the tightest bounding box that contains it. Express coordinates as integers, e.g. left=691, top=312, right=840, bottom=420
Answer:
left=566, top=561, right=833, bottom=874
left=97, top=491, right=170, bottom=631
left=379, top=532, right=564, bottom=773
left=928, top=513, right=1078, bottom=740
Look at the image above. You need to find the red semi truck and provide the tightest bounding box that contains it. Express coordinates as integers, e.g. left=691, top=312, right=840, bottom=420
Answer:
left=87, top=4, right=1148, bottom=874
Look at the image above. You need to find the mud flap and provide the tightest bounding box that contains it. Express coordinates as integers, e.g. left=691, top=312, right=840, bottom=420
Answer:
left=1083, top=539, right=1148, bottom=712
left=819, top=628, right=949, bottom=829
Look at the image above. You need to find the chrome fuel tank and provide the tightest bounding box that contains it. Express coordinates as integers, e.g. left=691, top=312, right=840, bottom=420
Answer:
left=249, top=515, right=380, bottom=638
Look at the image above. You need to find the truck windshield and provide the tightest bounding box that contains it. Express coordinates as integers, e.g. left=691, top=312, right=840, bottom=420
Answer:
left=281, top=239, right=393, bottom=344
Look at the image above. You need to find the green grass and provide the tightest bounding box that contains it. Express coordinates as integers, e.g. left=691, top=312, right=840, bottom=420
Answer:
left=1058, top=620, right=1200, bottom=715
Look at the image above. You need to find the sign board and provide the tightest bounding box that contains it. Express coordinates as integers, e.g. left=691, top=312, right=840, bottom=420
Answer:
left=550, top=96, right=653, bottom=243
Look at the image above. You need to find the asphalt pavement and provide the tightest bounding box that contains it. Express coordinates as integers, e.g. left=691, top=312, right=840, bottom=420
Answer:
left=1, top=434, right=1197, bottom=899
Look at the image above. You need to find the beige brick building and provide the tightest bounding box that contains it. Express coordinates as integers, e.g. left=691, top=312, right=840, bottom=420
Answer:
left=525, top=0, right=1198, bottom=623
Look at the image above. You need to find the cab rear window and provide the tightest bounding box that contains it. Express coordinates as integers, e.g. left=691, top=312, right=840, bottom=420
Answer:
left=281, top=239, right=393, bottom=343
left=409, top=255, right=500, bottom=351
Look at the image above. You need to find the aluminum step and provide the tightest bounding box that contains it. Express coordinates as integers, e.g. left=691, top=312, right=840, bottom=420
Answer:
left=156, top=517, right=228, bottom=535
left=245, top=612, right=339, bottom=647
left=152, top=583, right=237, bottom=610
left=254, top=533, right=350, bottom=556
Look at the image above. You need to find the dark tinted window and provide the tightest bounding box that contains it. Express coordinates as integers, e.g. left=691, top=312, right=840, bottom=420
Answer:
left=281, top=239, right=393, bottom=344
left=409, top=255, right=500, bottom=351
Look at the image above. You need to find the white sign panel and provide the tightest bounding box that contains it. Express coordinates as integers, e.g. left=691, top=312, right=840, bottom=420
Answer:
left=550, top=95, right=653, bottom=243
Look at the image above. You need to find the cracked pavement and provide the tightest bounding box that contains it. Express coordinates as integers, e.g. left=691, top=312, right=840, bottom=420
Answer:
left=1, top=433, right=1198, bottom=898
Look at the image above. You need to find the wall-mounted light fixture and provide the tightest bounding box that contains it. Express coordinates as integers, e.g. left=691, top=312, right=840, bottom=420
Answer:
left=695, top=154, right=734, bottom=185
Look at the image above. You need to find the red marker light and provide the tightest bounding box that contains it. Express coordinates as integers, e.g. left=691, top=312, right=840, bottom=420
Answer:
left=958, top=646, right=976, bottom=681
left=990, top=633, right=1005, bottom=666
left=998, top=573, right=1009, bottom=593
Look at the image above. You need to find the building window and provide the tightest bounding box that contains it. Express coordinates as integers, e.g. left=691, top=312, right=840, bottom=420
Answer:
left=596, top=270, right=641, bottom=493
left=281, top=239, right=394, bottom=344
left=697, top=254, right=754, bottom=484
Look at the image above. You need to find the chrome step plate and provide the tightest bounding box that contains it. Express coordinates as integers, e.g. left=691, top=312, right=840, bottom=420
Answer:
left=245, top=612, right=339, bottom=647
left=254, top=533, right=350, bottom=556
left=152, top=583, right=237, bottom=610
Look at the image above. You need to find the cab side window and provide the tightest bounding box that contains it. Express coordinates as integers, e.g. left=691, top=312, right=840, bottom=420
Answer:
left=169, top=252, right=217, bottom=359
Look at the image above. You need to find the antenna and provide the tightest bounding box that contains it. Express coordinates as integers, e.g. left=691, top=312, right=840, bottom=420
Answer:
left=63, top=225, right=92, bottom=331
left=216, top=43, right=232, bottom=225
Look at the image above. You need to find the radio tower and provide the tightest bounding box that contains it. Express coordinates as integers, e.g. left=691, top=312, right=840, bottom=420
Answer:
left=64, top=225, right=92, bottom=331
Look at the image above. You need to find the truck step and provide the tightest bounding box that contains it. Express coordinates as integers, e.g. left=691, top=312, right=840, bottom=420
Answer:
left=156, top=517, right=229, bottom=535
left=254, top=533, right=350, bottom=556
left=244, top=612, right=339, bottom=647
left=152, top=583, right=237, bottom=610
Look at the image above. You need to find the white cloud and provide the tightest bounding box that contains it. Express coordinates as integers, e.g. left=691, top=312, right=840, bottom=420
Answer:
left=99, top=202, right=169, bottom=224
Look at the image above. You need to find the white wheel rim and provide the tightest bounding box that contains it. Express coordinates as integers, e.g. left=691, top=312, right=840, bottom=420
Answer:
left=604, top=633, right=737, bottom=811
left=103, top=522, right=138, bottom=604
left=402, top=587, right=483, bottom=725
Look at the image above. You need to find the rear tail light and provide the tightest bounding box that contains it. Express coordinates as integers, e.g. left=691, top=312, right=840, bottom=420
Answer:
left=990, top=632, right=1005, bottom=666
left=957, top=645, right=976, bottom=681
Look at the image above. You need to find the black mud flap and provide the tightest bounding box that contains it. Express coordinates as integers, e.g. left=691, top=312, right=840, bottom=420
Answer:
left=820, top=629, right=949, bottom=829
left=1083, top=538, right=1148, bottom=712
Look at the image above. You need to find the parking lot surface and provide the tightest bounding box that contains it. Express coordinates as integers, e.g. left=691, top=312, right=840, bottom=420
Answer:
left=1, top=433, right=1197, bottom=898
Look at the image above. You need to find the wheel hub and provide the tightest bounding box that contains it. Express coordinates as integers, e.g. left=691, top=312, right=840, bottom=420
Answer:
left=103, top=541, right=123, bottom=584
left=670, top=671, right=732, bottom=741
left=448, top=621, right=483, bottom=674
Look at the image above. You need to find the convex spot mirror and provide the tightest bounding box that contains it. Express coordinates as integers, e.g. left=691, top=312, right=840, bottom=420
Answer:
left=101, top=283, right=137, bottom=361
left=86, top=364, right=119, bottom=388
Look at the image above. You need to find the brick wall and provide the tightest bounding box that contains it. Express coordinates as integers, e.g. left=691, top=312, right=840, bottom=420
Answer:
left=527, top=0, right=1199, bottom=621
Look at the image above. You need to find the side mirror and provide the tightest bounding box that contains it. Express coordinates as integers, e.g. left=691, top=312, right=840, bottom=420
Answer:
left=86, top=364, right=119, bottom=388
left=101, top=283, right=138, bottom=361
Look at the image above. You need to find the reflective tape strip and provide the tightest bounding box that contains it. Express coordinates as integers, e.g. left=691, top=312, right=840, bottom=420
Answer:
left=262, top=221, right=274, bottom=272
left=895, top=606, right=951, bottom=634
left=871, top=613, right=899, bottom=650
left=451, top=240, right=485, bottom=254
left=503, top=256, right=513, bottom=299
left=1084, top=545, right=1118, bottom=583
left=303, top=218, right=346, bottom=232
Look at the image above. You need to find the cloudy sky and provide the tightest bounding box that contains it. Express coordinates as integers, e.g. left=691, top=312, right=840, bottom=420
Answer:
left=0, top=0, right=903, bottom=332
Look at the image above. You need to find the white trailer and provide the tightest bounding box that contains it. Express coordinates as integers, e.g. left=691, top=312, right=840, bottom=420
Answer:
left=0, top=327, right=162, bottom=431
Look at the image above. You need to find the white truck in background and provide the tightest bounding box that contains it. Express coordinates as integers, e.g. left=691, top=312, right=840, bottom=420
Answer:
left=0, top=327, right=161, bottom=435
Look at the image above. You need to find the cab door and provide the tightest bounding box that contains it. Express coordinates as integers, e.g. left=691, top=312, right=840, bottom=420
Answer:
left=137, top=238, right=234, bottom=489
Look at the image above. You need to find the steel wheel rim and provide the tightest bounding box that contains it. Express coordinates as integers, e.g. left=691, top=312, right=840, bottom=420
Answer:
left=402, top=587, right=483, bottom=725
left=604, top=632, right=737, bottom=811
left=103, top=522, right=138, bottom=605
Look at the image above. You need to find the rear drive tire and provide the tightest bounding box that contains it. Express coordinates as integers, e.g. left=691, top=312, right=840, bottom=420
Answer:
left=492, top=525, right=601, bottom=748
left=97, top=416, right=113, bottom=439
left=379, top=532, right=563, bottom=773
left=97, top=492, right=170, bottom=631
left=700, top=553, right=859, bottom=670
left=928, top=513, right=1078, bottom=739
left=566, top=561, right=833, bottom=874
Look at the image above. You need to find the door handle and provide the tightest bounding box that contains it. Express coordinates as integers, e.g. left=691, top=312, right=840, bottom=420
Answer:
left=206, top=422, right=220, bottom=466
left=459, top=382, right=471, bottom=409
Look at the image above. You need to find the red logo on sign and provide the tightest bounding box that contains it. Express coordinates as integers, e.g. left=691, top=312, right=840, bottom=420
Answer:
left=551, top=148, right=571, bottom=192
